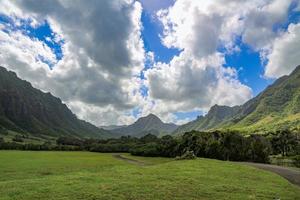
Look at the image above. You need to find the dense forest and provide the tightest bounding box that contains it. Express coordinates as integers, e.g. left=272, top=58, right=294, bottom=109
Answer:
left=1, top=130, right=299, bottom=165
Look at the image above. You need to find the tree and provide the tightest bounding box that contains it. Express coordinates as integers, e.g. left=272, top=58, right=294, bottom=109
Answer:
left=249, top=135, right=272, bottom=163
left=56, top=137, right=83, bottom=146
left=140, top=134, right=158, bottom=143
left=271, top=130, right=297, bottom=156
left=0, top=127, right=8, bottom=135
left=12, top=135, right=24, bottom=143
left=159, top=135, right=179, bottom=157
left=220, top=132, right=250, bottom=161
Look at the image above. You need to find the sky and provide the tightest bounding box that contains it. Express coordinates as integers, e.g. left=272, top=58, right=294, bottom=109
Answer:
left=0, top=0, right=300, bottom=126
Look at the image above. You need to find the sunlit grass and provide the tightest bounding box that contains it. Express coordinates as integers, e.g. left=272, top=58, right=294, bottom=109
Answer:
left=0, top=151, right=299, bottom=200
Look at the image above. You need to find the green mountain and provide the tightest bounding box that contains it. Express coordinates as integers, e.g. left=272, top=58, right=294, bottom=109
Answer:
left=0, top=66, right=111, bottom=139
left=174, top=65, right=300, bottom=134
left=173, top=105, right=240, bottom=134
left=113, top=114, right=178, bottom=137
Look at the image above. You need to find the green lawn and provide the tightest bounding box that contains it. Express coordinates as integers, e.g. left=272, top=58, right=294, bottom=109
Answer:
left=0, top=151, right=299, bottom=200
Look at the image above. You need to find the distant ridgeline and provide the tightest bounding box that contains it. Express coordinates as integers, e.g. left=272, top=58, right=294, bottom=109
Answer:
left=0, top=65, right=299, bottom=143
left=0, top=66, right=111, bottom=140
left=0, top=66, right=300, bottom=165
left=173, top=65, right=300, bottom=135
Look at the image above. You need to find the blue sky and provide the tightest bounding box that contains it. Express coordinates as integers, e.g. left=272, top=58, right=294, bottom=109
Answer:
left=0, top=0, right=299, bottom=125
left=139, top=1, right=299, bottom=97
left=138, top=0, right=300, bottom=121
left=140, top=9, right=272, bottom=97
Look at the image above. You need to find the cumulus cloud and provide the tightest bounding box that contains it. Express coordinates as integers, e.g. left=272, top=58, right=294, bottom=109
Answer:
left=139, top=0, right=174, bottom=13
left=158, top=0, right=295, bottom=52
left=139, top=0, right=257, bottom=119
left=0, top=0, right=298, bottom=125
left=242, top=0, right=294, bottom=49
left=264, top=23, right=300, bottom=78
left=135, top=0, right=298, bottom=123
left=0, top=0, right=145, bottom=125
left=143, top=52, right=252, bottom=115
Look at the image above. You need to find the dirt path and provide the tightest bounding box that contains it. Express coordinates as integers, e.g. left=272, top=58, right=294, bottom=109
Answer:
left=242, top=162, right=300, bottom=187
left=113, top=154, right=147, bottom=166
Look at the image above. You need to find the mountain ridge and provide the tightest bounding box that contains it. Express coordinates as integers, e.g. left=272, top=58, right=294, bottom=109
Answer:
left=173, top=65, right=300, bottom=134
left=0, top=66, right=111, bottom=139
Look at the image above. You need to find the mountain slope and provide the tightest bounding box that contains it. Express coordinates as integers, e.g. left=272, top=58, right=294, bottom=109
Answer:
left=173, top=105, right=240, bottom=134
left=113, top=114, right=178, bottom=137
left=0, top=66, right=111, bottom=139
left=174, top=65, right=300, bottom=134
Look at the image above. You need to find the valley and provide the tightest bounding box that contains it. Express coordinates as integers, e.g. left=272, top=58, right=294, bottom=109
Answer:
left=0, top=0, right=300, bottom=199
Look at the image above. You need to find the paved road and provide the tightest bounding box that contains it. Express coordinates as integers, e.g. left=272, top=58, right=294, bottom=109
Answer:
left=242, top=162, right=300, bottom=187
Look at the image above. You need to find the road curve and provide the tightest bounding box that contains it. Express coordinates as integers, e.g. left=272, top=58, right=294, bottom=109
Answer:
left=242, top=162, right=300, bottom=187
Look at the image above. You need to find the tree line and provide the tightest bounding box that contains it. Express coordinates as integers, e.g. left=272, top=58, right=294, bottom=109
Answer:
left=0, top=130, right=299, bottom=164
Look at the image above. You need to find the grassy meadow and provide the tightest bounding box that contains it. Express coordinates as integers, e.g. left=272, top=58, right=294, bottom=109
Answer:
left=0, top=151, right=299, bottom=200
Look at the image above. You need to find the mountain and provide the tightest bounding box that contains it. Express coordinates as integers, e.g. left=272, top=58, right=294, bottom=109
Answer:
left=0, top=66, right=111, bottom=139
left=112, top=114, right=178, bottom=137
left=173, top=105, right=240, bottom=134
left=174, top=65, right=300, bottom=134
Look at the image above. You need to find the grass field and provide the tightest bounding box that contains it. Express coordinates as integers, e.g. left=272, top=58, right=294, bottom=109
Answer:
left=0, top=151, right=299, bottom=200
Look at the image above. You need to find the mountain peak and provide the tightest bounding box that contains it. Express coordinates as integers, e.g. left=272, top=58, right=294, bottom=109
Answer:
left=144, top=113, right=161, bottom=120
left=113, top=113, right=177, bottom=137
left=137, top=113, right=163, bottom=124
left=147, top=113, right=158, bottom=117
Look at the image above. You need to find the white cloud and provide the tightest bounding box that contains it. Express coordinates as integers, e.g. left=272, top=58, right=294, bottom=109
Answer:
left=139, top=0, right=174, bottom=13
left=139, top=0, right=298, bottom=124
left=242, top=0, right=294, bottom=49
left=0, top=0, right=298, bottom=126
left=264, top=23, right=300, bottom=78
left=0, top=0, right=145, bottom=125
left=144, top=52, right=252, bottom=114
left=138, top=0, right=257, bottom=122
left=158, top=0, right=294, bottom=53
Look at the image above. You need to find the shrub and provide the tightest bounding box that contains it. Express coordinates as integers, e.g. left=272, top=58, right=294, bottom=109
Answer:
left=130, top=143, right=160, bottom=157
left=249, top=135, right=272, bottom=163
left=293, top=155, right=300, bottom=167
left=12, top=135, right=24, bottom=143
left=176, top=150, right=196, bottom=160
left=0, top=127, right=8, bottom=135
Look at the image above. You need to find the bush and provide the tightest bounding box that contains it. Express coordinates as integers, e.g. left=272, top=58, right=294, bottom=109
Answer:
left=90, top=143, right=132, bottom=153
left=176, top=150, right=196, bottom=160
left=12, top=135, right=24, bottom=143
left=130, top=143, right=160, bottom=157
left=293, top=155, right=300, bottom=167
left=249, top=135, right=272, bottom=163
left=0, top=127, right=8, bottom=135
left=56, top=137, right=83, bottom=146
